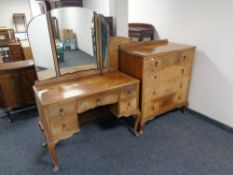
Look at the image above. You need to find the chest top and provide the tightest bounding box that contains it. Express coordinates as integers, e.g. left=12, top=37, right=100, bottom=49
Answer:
left=34, top=71, right=139, bottom=106
left=123, top=43, right=195, bottom=57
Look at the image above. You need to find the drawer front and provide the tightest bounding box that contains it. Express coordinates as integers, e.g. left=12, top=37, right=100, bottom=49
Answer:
left=118, top=97, right=137, bottom=116
left=142, top=102, right=156, bottom=118
left=48, top=101, right=75, bottom=119
left=143, top=78, right=181, bottom=103
left=50, top=114, right=79, bottom=139
left=142, top=92, right=187, bottom=119
left=144, top=57, right=161, bottom=74
left=180, top=50, right=194, bottom=76
left=120, top=85, right=137, bottom=100
left=100, top=93, right=119, bottom=106
left=77, top=96, right=97, bottom=114
left=77, top=92, right=119, bottom=114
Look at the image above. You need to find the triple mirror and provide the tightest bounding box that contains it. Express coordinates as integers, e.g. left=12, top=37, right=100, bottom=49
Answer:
left=28, top=7, right=110, bottom=81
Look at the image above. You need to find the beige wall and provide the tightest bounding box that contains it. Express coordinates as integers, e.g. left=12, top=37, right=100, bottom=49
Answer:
left=0, top=0, right=32, bottom=29
left=129, top=0, right=233, bottom=128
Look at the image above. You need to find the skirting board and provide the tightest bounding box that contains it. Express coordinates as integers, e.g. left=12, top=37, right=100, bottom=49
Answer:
left=186, top=108, right=233, bottom=133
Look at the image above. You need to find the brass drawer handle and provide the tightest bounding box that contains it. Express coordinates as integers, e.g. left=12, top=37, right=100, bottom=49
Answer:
left=59, top=109, right=64, bottom=117
left=181, top=69, right=184, bottom=74
left=127, top=89, right=131, bottom=96
left=183, top=55, right=186, bottom=61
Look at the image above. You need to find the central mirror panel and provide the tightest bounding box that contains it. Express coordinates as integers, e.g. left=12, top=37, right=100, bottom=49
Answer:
left=50, top=7, right=98, bottom=75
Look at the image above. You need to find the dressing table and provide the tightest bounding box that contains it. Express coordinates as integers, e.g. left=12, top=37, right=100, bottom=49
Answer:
left=28, top=7, right=140, bottom=172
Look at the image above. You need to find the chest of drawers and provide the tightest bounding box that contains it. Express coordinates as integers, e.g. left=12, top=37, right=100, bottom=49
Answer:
left=119, top=40, right=195, bottom=131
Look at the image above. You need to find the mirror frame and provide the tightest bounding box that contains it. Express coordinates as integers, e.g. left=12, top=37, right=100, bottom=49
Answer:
left=28, top=7, right=110, bottom=84
left=47, top=7, right=104, bottom=77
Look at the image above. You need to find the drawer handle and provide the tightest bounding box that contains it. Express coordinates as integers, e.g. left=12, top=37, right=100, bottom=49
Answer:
left=180, top=83, right=183, bottom=89
left=97, top=98, right=101, bottom=106
left=154, top=75, right=157, bottom=79
left=155, top=61, right=158, bottom=67
left=59, top=109, right=64, bottom=117
left=127, top=89, right=131, bottom=96
left=181, top=69, right=184, bottom=74
left=153, top=91, right=156, bottom=95
left=183, top=56, right=186, bottom=61
left=62, top=124, right=66, bottom=130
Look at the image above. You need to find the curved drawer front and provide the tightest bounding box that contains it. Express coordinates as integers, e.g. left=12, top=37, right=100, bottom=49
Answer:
left=118, top=97, right=137, bottom=116
left=47, top=101, right=75, bottom=119
left=77, top=92, right=119, bottom=114
left=120, top=85, right=137, bottom=100
left=50, top=114, right=78, bottom=139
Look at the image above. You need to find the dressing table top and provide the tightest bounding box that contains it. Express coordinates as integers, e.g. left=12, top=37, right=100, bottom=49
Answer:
left=34, top=71, right=139, bottom=106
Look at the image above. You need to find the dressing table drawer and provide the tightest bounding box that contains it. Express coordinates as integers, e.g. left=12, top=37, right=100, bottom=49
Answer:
left=48, top=101, right=75, bottom=119
left=120, top=85, right=137, bottom=99
left=118, top=97, right=137, bottom=116
left=99, top=93, right=119, bottom=106
left=77, top=93, right=119, bottom=113
left=77, top=97, right=98, bottom=114
left=50, top=114, right=79, bottom=139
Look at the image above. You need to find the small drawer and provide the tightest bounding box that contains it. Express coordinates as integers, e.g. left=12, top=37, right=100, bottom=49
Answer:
left=50, top=114, right=79, bottom=139
left=100, top=93, right=119, bottom=106
left=118, top=97, right=137, bottom=116
left=77, top=96, right=97, bottom=114
left=120, top=85, right=137, bottom=100
left=48, top=101, right=75, bottom=119
left=77, top=93, right=119, bottom=114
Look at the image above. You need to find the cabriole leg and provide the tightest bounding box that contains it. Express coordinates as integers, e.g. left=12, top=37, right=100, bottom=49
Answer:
left=47, top=143, right=59, bottom=173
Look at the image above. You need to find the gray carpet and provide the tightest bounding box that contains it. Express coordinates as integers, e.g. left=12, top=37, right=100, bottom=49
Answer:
left=60, top=50, right=96, bottom=68
left=0, top=109, right=233, bottom=175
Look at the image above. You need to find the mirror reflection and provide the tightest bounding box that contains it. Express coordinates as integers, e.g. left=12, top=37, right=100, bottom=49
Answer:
left=50, top=7, right=97, bottom=75
left=28, top=15, right=57, bottom=80
left=99, top=15, right=110, bottom=69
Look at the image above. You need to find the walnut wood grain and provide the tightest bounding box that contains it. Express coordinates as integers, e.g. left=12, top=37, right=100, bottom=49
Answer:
left=119, top=40, right=196, bottom=131
left=0, top=60, right=37, bottom=112
left=34, top=71, right=140, bottom=172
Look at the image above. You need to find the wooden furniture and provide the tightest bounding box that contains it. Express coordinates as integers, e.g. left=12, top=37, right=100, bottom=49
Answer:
left=20, top=41, right=33, bottom=60
left=0, top=60, right=37, bottom=122
left=119, top=40, right=196, bottom=132
left=34, top=71, right=140, bottom=172
left=128, top=23, right=155, bottom=41
left=0, top=28, right=25, bottom=63
left=28, top=7, right=141, bottom=172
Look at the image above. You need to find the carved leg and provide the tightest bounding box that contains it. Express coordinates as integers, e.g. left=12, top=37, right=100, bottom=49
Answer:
left=181, top=106, right=188, bottom=113
left=137, top=120, right=145, bottom=135
left=181, top=102, right=189, bottom=113
left=133, top=112, right=141, bottom=136
left=6, top=111, right=13, bottom=123
left=38, top=122, right=47, bottom=147
left=47, top=143, right=59, bottom=173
